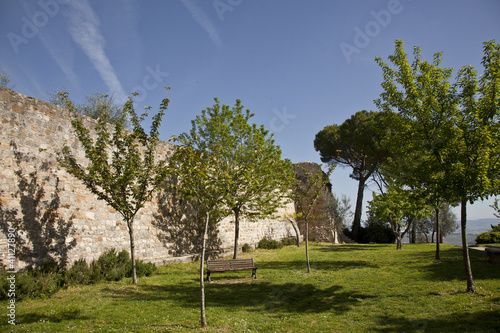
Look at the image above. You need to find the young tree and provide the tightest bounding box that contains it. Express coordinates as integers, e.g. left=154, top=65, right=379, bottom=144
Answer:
left=182, top=98, right=294, bottom=259
left=168, top=140, right=231, bottom=328
left=368, top=184, right=432, bottom=250
left=314, top=110, right=393, bottom=242
left=375, top=40, right=500, bottom=292
left=58, top=90, right=170, bottom=284
left=290, top=164, right=334, bottom=272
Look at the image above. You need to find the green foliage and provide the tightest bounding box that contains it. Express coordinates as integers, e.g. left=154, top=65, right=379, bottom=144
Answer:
left=314, top=110, right=394, bottom=241
left=242, top=243, right=252, bottom=253
left=65, top=259, right=92, bottom=285
left=280, top=237, right=297, bottom=246
left=491, top=223, right=500, bottom=232
left=0, top=249, right=157, bottom=300
left=475, top=232, right=500, bottom=244
left=257, top=237, right=283, bottom=250
left=176, top=98, right=295, bottom=259
left=361, top=217, right=397, bottom=244
left=57, top=90, right=170, bottom=284
left=49, top=90, right=127, bottom=126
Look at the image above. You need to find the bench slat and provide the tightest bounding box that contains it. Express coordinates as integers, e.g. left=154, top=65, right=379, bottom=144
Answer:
left=206, top=258, right=257, bottom=281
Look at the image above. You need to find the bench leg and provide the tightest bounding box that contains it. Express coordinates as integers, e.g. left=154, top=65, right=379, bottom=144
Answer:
left=207, top=271, right=212, bottom=282
left=252, top=269, right=257, bottom=279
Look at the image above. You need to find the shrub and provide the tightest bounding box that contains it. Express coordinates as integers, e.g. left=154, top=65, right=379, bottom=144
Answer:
left=242, top=243, right=252, bottom=253
left=131, top=260, right=157, bottom=277
left=475, top=232, right=500, bottom=244
left=65, top=259, right=91, bottom=285
left=258, top=238, right=283, bottom=250
left=96, top=249, right=130, bottom=281
left=280, top=238, right=297, bottom=246
left=0, top=259, right=64, bottom=300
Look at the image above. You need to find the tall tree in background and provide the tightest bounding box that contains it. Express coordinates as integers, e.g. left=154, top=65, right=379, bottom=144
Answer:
left=58, top=90, right=170, bottom=285
left=375, top=40, right=500, bottom=292
left=314, top=110, right=393, bottom=242
left=180, top=98, right=294, bottom=259
left=290, top=164, right=334, bottom=272
left=168, top=138, right=231, bottom=328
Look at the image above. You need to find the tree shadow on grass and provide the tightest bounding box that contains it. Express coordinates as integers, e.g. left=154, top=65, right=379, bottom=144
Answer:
left=13, top=309, right=90, bottom=325
left=101, top=281, right=374, bottom=316
left=372, top=310, right=500, bottom=332
left=315, top=244, right=389, bottom=252
left=421, top=247, right=500, bottom=282
left=258, top=259, right=379, bottom=272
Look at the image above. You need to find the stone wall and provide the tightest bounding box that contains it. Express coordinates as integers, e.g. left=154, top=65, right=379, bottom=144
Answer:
left=0, top=87, right=297, bottom=268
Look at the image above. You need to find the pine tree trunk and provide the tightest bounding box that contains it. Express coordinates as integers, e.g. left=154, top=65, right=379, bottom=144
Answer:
left=200, top=211, right=210, bottom=327
left=460, top=198, right=475, bottom=293
left=352, top=177, right=366, bottom=242
left=127, top=218, right=137, bottom=285
left=233, top=208, right=240, bottom=259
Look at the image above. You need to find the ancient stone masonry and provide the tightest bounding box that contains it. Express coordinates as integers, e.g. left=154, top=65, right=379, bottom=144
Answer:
left=293, top=162, right=340, bottom=243
left=0, top=87, right=298, bottom=268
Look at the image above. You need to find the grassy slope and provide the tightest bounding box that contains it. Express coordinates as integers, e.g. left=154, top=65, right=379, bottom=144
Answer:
left=1, top=243, right=499, bottom=332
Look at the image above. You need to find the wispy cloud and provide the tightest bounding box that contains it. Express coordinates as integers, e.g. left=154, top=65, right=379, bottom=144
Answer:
left=180, top=0, right=223, bottom=47
left=65, top=0, right=127, bottom=102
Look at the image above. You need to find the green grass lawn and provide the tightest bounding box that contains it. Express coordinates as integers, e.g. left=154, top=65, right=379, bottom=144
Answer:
left=1, top=243, right=499, bottom=332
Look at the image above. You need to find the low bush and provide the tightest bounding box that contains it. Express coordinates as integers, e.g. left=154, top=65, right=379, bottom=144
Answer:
left=258, top=238, right=283, bottom=250
left=280, top=237, right=297, bottom=246
left=0, top=249, right=157, bottom=300
left=475, top=232, right=500, bottom=244
left=242, top=243, right=252, bottom=253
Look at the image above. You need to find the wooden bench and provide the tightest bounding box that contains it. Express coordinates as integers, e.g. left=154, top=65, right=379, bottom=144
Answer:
left=485, top=247, right=500, bottom=264
left=206, top=258, right=258, bottom=282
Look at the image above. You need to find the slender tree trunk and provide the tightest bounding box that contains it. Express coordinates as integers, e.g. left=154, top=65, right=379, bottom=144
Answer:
left=431, top=231, right=435, bottom=244
left=460, top=198, right=475, bottom=293
left=127, top=219, right=137, bottom=285
left=200, top=211, right=210, bottom=327
left=288, top=218, right=300, bottom=247
left=305, top=219, right=311, bottom=273
left=352, top=176, right=366, bottom=242
left=435, top=208, right=440, bottom=260
left=233, top=208, right=240, bottom=259
left=410, top=221, right=416, bottom=244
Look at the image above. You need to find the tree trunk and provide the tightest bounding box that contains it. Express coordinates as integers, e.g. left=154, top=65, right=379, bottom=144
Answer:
left=352, top=176, right=366, bottom=242
left=127, top=218, right=137, bottom=285
left=200, top=211, right=210, bottom=327
left=396, top=233, right=402, bottom=250
left=305, top=219, right=311, bottom=273
left=410, top=221, right=416, bottom=244
left=435, top=208, right=440, bottom=260
left=288, top=218, right=300, bottom=247
left=431, top=231, right=435, bottom=244
left=460, top=198, right=475, bottom=293
left=233, top=208, right=240, bottom=259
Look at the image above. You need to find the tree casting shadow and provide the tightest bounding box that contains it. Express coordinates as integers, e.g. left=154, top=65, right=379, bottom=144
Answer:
left=0, top=142, right=76, bottom=268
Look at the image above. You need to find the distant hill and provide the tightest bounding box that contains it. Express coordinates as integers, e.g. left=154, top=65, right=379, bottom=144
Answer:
left=445, top=218, right=499, bottom=246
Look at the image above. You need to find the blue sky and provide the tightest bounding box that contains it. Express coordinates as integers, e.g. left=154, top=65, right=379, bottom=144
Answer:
left=1, top=0, right=499, bottom=221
